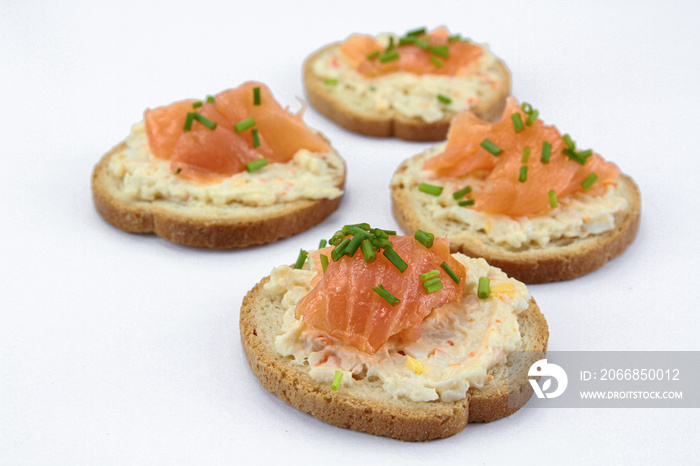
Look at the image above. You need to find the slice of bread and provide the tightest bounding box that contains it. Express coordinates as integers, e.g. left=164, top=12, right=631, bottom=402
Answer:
left=303, top=43, right=511, bottom=141
left=391, top=150, right=641, bottom=283
left=92, top=141, right=346, bottom=249
left=240, top=276, right=548, bottom=442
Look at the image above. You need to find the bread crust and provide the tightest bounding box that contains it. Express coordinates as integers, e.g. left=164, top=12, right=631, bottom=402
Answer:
left=391, top=154, right=641, bottom=283
left=92, top=141, right=345, bottom=249
left=303, top=43, right=511, bottom=141
left=240, top=276, right=548, bottom=441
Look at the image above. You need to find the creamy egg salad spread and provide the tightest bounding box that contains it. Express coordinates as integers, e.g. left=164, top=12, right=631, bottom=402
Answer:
left=266, top=254, right=528, bottom=403
left=392, top=145, right=629, bottom=250
left=312, top=35, right=503, bottom=124
left=108, top=122, right=345, bottom=207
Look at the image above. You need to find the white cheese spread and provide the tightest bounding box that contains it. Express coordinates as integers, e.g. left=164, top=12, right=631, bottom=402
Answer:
left=312, top=35, right=504, bottom=124
left=391, top=145, right=629, bottom=250
left=108, top=122, right=344, bottom=207
left=267, top=254, right=529, bottom=403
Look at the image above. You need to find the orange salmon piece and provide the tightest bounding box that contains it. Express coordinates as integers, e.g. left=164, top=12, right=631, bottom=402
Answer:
left=144, top=99, right=197, bottom=159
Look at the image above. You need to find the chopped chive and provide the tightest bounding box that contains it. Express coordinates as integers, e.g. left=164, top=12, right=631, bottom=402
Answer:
left=371, top=237, right=393, bottom=249
left=383, top=247, right=408, bottom=273
left=173, top=167, right=182, bottom=175
left=205, top=95, right=215, bottom=103
left=192, top=112, right=217, bottom=130
left=448, top=34, right=461, bottom=42
left=253, top=86, right=261, bottom=105
left=519, top=165, right=528, bottom=183
left=437, top=93, right=451, bottom=104
left=453, top=185, right=472, bottom=199
left=441, top=261, right=461, bottom=284
left=521, top=102, right=533, bottom=114
left=360, top=239, right=376, bottom=263
left=423, top=276, right=442, bottom=287
left=252, top=128, right=261, bottom=148
left=419, top=269, right=440, bottom=281
left=415, top=38, right=430, bottom=50
left=418, top=182, right=443, bottom=196
left=331, top=237, right=351, bottom=261
left=183, top=112, right=195, bottom=131
left=521, top=146, right=531, bottom=163
left=319, top=239, right=327, bottom=249
left=234, top=116, right=256, bottom=133
left=459, top=199, right=475, bottom=207
left=578, top=149, right=593, bottom=159
left=385, top=36, right=395, bottom=52
left=331, top=371, right=343, bottom=391
left=541, top=141, right=552, bottom=164
left=192, top=101, right=203, bottom=109
left=379, top=50, right=400, bottom=63
left=345, top=232, right=369, bottom=257
left=245, top=158, right=268, bottom=172
left=563, top=133, right=576, bottom=150
left=430, top=44, right=450, bottom=58
left=480, top=138, right=502, bottom=155
left=372, top=284, right=400, bottom=306
left=320, top=254, right=329, bottom=273
left=477, top=277, right=490, bottom=299
left=373, top=228, right=388, bottom=239
left=382, top=229, right=397, bottom=236
left=344, top=222, right=371, bottom=232
left=414, top=229, right=434, bottom=249
left=511, top=113, right=525, bottom=133
left=526, top=109, right=539, bottom=126
left=423, top=278, right=444, bottom=294
left=294, top=249, right=308, bottom=269
left=581, top=172, right=599, bottom=191
left=324, top=78, right=339, bottom=85
left=366, top=50, right=380, bottom=60
left=398, top=36, right=417, bottom=46
left=329, top=230, right=346, bottom=246
left=406, top=27, right=426, bottom=37
left=430, top=56, right=444, bottom=67
left=563, top=148, right=587, bottom=165
left=548, top=189, right=558, bottom=208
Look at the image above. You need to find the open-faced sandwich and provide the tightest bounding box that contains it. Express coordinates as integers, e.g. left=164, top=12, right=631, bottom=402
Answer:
left=92, top=82, right=346, bottom=248
left=240, top=224, right=548, bottom=441
left=303, top=27, right=510, bottom=141
left=391, top=98, right=641, bottom=283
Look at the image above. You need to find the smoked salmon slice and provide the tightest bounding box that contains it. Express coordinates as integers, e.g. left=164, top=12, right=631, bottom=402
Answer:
left=296, top=233, right=466, bottom=354
left=423, top=97, right=620, bottom=217
left=143, top=82, right=331, bottom=182
left=338, top=27, right=484, bottom=77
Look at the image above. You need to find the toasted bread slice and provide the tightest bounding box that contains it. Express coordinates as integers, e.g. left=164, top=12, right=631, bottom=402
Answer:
left=303, top=43, right=511, bottom=141
left=92, top=140, right=346, bottom=249
left=240, top=276, right=548, bottom=442
left=391, top=149, right=640, bottom=283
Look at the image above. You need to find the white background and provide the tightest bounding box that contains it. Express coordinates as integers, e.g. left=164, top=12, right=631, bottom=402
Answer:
left=2, top=0, right=699, bottom=464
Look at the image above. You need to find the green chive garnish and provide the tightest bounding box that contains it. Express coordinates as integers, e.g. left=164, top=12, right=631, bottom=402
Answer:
left=511, top=113, right=525, bottom=133
left=253, top=87, right=261, bottom=105
left=331, top=371, right=343, bottom=391
left=245, top=158, right=268, bottom=172
left=345, top=231, right=368, bottom=257
left=192, top=101, right=203, bottom=109
left=192, top=112, right=217, bottom=130
left=453, top=185, right=472, bottom=199
left=379, top=50, right=400, bottom=63
left=414, top=229, right=434, bottom=249
left=521, top=102, right=533, bottom=114
left=319, top=239, right=327, bottom=249
left=418, top=182, right=443, bottom=196
left=577, top=149, right=593, bottom=159
left=430, top=56, right=444, bottom=67
left=383, top=247, right=408, bottom=273
left=183, top=112, right=195, bottom=131
left=521, top=146, right=531, bottom=163
left=398, top=36, right=417, bottom=46
left=441, top=261, right=461, bottom=284
left=294, top=249, right=308, bottom=269
left=519, top=166, right=528, bottom=183
left=331, top=237, right=351, bottom=261
left=423, top=277, right=444, bottom=294
left=320, top=254, right=329, bottom=273
left=581, top=172, right=599, bottom=191
left=173, top=167, right=182, bottom=175
left=437, top=94, right=451, bottom=104
left=541, top=141, right=552, bottom=164
left=382, top=229, right=397, bottom=236
left=406, top=27, right=426, bottom=37
left=361, top=239, right=376, bottom=263
left=415, top=39, right=430, bottom=50
left=372, top=237, right=393, bottom=249
left=459, top=199, right=475, bottom=207
left=373, top=228, right=389, bottom=239
left=324, top=78, right=339, bottom=85
left=419, top=269, right=440, bottom=281
left=205, top=95, right=215, bottom=103
left=477, top=276, right=490, bottom=299
left=372, top=284, right=400, bottom=306
left=430, top=44, right=450, bottom=58
left=548, top=189, right=558, bottom=208
left=386, top=36, right=395, bottom=52
left=234, top=116, right=256, bottom=133
left=563, top=148, right=587, bottom=165
left=448, top=34, right=461, bottom=42
left=252, top=129, right=261, bottom=148
left=563, top=134, right=576, bottom=150
left=366, top=50, right=381, bottom=60
left=480, top=138, right=502, bottom=155
left=526, top=109, right=539, bottom=126
left=329, top=230, right=346, bottom=246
